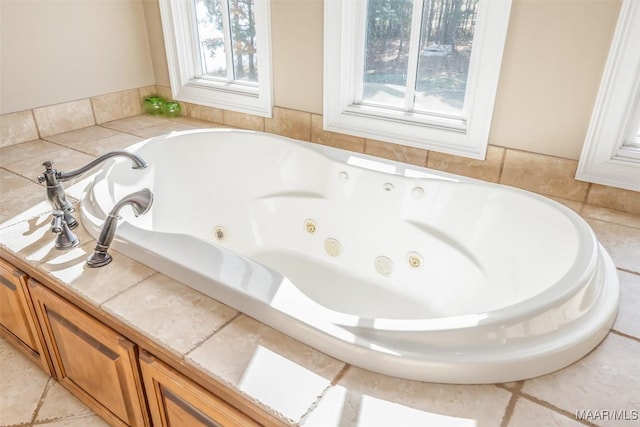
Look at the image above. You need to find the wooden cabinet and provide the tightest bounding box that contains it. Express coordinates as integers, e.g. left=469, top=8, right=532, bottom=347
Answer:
left=0, top=254, right=280, bottom=427
left=0, top=258, right=50, bottom=374
left=140, top=351, right=260, bottom=427
left=30, top=280, right=149, bottom=427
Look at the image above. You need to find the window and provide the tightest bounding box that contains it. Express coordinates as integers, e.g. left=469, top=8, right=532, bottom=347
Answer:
left=576, top=0, right=640, bottom=191
left=324, top=0, right=511, bottom=159
left=159, top=0, right=272, bottom=117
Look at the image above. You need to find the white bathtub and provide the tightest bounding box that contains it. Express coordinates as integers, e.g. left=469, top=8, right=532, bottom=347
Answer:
left=80, top=129, right=619, bottom=383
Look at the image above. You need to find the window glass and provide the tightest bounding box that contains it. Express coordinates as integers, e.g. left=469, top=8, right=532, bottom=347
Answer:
left=194, top=0, right=258, bottom=83
left=415, top=0, right=479, bottom=115
left=363, top=0, right=412, bottom=109
left=194, top=0, right=226, bottom=78
left=159, top=0, right=271, bottom=116
left=363, top=0, right=479, bottom=116
left=324, top=0, right=511, bottom=158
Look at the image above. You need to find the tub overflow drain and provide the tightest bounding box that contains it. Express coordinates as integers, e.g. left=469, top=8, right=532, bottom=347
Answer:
left=213, top=226, right=226, bottom=242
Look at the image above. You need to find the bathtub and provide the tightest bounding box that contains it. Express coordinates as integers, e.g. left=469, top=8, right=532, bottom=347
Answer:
left=80, top=128, right=619, bottom=384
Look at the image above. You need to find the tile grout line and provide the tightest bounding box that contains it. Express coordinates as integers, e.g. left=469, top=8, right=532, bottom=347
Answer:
left=617, top=266, right=640, bottom=276
left=298, top=364, right=351, bottom=425
left=511, top=388, right=599, bottom=427
left=496, top=380, right=604, bottom=427
left=183, top=312, right=243, bottom=358
left=496, top=381, right=522, bottom=427
left=99, top=270, right=160, bottom=307
left=610, top=329, right=640, bottom=344
left=496, top=145, right=507, bottom=183
left=29, top=377, right=53, bottom=425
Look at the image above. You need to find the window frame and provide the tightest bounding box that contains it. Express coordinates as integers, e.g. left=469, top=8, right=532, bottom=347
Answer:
left=576, top=0, right=640, bottom=192
left=324, top=0, right=512, bottom=160
left=158, top=0, right=273, bottom=117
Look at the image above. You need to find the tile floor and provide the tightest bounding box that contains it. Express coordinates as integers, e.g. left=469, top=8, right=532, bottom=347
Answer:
left=0, top=115, right=639, bottom=426
left=0, top=338, right=108, bottom=427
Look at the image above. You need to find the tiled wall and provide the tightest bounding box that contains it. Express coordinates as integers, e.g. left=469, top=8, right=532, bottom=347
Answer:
left=2, top=86, right=638, bottom=215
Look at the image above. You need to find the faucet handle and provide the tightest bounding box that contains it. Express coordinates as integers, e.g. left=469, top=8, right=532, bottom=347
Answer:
left=38, top=161, right=55, bottom=184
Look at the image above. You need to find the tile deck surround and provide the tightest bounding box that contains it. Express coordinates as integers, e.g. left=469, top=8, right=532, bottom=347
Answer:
left=0, top=104, right=639, bottom=426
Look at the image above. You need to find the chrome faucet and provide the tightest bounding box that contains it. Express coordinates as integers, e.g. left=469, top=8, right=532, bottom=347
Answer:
left=86, top=188, right=153, bottom=268
left=38, top=151, right=148, bottom=249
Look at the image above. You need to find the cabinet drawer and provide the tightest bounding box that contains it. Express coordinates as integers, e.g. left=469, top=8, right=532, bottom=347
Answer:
left=140, top=351, right=261, bottom=427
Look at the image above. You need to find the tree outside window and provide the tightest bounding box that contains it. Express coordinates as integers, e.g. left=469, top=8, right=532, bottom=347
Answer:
left=363, top=0, right=480, bottom=115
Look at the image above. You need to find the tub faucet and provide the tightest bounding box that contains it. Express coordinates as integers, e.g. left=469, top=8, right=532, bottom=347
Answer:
left=86, top=188, right=153, bottom=268
left=37, top=151, right=147, bottom=249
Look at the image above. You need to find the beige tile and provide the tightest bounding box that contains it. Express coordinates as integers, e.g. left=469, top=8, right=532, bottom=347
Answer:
left=154, top=85, right=173, bottom=101
left=0, top=180, right=50, bottom=229
left=587, top=184, right=640, bottom=215
left=186, top=103, right=224, bottom=124
left=33, top=99, right=95, bottom=138
left=614, top=271, right=640, bottom=339
left=0, top=338, right=50, bottom=425
left=6, top=147, right=95, bottom=185
left=103, top=273, right=238, bottom=356
left=311, top=114, right=365, bottom=152
left=36, top=380, right=94, bottom=422
left=0, top=170, right=46, bottom=225
left=40, top=244, right=156, bottom=307
left=172, top=116, right=219, bottom=129
left=521, top=334, right=640, bottom=427
left=303, top=367, right=511, bottom=427
left=91, top=89, right=143, bottom=124
left=507, top=398, right=584, bottom=427
left=365, top=139, right=428, bottom=167
left=0, top=110, right=39, bottom=148
left=1, top=168, right=34, bottom=193
left=587, top=219, right=640, bottom=273
left=127, top=120, right=199, bottom=139
left=101, top=114, right=169, bottom=133
left=36, top=415, right=110, bottom=427
left=45, top=125, right=120, bottom=146
left=265, top=107, right=311, bottom=140
left=1, top=201, right=106, bottom=270
left=0, top=139, right=66, bottom=168
left=138, top=85, right=157, bottom=100
left=79, top=132, right=144, bottom=156
left=427, top=145, right=504, bottom=182
left=47, top=126, right=143, bottom=156
left=0, top=210, right=68, bottom=264
left=187, top=315, right=345, bottom=424
left=222, top=109, right=265, bottom=131
left=582, top=204, right=640, bottom=229
left=500, top=150, right=589, bottom=202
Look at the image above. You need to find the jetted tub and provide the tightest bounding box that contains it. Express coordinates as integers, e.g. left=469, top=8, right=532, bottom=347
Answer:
left=80, top=128, right=619, bottom=384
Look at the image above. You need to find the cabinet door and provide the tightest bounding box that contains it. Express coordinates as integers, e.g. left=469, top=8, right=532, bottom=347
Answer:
left=140, top=351, right=261, bottom=427
left=30, top=280, right=148, bottom=427
left=0, top=258, right=50, bottom=374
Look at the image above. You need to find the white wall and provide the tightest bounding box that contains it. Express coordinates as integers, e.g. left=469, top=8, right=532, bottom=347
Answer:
left=0, top=0, right=155, bottom=114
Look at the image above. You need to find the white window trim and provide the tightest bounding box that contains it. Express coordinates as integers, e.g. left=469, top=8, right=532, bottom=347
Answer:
left=158, top=0, right=273, bottom=117
left=576, top=0, right=640, bottom=192
left=324, top=0, right=512, bottom=160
